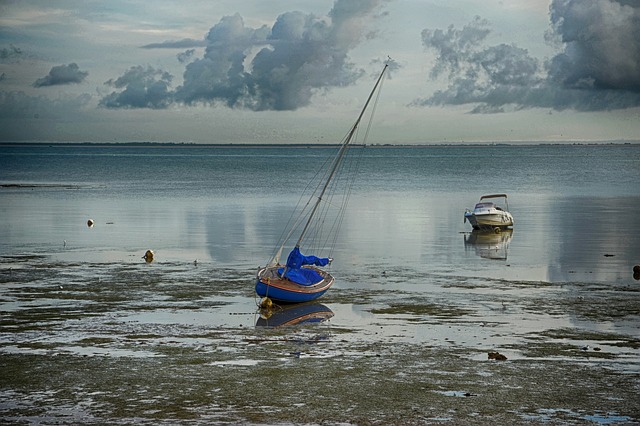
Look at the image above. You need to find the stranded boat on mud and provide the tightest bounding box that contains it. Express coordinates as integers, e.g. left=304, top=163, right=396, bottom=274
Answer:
left=464, top=194, right=514, bottom=231
left=255, top=62, right=389, bottom=304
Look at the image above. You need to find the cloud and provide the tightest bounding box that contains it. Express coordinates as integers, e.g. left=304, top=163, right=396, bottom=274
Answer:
left=0, top=44, right=22, bottom=62
left=547, top=0, right=640, bottom=92
left=177, top=49, right=196, bottom=64
left=370, top=56, right=401, bottom=78
left=100, top=65, right=173, bottom=109
left=416, top=0, right=640, bottom=112
left=101, top=0, right=385, bottom=111
left=0, top=90, right=90, bottom=119
left=141, top=38, right=206, bottom=49
left=33, top=63, right=89, bottom=87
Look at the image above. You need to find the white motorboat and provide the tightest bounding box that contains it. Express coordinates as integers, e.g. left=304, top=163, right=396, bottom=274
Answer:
left=464, top=194, right=514, bottom=231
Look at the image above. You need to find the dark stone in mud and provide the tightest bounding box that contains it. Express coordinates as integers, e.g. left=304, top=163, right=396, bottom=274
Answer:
left=488, top=351, right=507, bottom=361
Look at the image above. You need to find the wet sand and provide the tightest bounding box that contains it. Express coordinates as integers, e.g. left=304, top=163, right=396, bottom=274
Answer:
left=1, top=253, right=638, bottom=425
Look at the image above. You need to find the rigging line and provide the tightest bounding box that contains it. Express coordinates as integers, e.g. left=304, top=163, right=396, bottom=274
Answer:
left=330, top=147, right=363, bottom=256
left=295, top=63, right=388, bottom=249
left=328, top=71, right=386, bottom=256
left=267, top=146, right=340, bottom=263
left=315, top=143, right=357, bottom=253
left=325, top=135, right=359, bottom=249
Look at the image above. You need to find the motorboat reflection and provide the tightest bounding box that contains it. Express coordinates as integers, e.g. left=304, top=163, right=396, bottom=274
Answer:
left=256, top=302, right=334, bottom=328
left=464, top=229, right=513, bottom=260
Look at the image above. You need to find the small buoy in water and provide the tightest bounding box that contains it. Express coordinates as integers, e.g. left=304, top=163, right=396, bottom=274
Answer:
left=87, top=219, right=94, bottom=228
left=143, top=249, right=154, bottom=263
left=259, top=297, right=273, bottom=310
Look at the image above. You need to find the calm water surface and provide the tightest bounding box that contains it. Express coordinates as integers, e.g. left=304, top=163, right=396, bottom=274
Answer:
left=1, top=144, right=638, bottom=282
left=1, top=144, right=639, bottom=424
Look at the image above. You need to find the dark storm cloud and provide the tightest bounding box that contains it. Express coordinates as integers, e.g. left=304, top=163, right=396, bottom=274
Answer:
left=547, top=0, right=640, bottom=92
left=101, top=0, right=385, bottom=111
left=33, top=63, right=89, bottom=87
left=100, top=65, right=173, bottom=109
left=416, top=0, right=640, bottom=113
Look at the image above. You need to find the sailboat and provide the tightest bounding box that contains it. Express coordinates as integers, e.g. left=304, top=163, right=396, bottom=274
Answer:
left=255, top=62, right=389, bottom=304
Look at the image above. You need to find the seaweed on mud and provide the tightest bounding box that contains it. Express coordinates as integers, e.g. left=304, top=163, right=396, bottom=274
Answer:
left=370, top=302, right=473, bottom=319
left=536, top=328, right=640, bottom=349
left=511, top=327, right=639, bottom=359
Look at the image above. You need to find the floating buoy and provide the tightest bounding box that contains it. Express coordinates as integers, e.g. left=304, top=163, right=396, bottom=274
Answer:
left=634, top=264, right=640, bottom=281
left=143, top=250, right=154, bottom=263
left=259, top=297, right=273, bottom=310
left=87, top=219, right=94, bottom=228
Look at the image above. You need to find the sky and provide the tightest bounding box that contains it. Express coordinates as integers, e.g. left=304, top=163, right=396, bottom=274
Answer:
left=1, top=0, right=639, bottom=144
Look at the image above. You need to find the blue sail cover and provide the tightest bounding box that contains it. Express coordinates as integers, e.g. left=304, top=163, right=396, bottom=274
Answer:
left=278, top=247, right=330, bottom=286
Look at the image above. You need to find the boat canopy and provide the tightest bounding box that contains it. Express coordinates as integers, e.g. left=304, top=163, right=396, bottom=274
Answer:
left=278, top=247, right=330, bottom=286
left=480, top=194, right=508, bottom=200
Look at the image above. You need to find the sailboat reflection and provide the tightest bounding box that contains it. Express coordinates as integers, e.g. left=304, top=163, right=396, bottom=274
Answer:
left=256, top=302, right=334, bottom=328
left=464, top=229, right=513, bottom=260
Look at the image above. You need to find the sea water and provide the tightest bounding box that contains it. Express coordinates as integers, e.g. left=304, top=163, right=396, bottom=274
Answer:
left=1, top=144, right=638, bottom=282
left=1, top=143, right=639, bottom=424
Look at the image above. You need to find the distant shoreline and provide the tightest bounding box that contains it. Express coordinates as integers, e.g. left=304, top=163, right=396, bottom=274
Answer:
left=1, top=141, right=639, bottom=148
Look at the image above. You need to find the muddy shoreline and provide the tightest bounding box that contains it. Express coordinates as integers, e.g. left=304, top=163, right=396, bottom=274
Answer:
left=1, top=254, right=639, bottom=424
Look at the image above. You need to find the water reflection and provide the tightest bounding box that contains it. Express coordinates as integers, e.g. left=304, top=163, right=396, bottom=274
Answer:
left=464, top=229, right=513, bottom=260
left=256, top=303, right=334, bottom=328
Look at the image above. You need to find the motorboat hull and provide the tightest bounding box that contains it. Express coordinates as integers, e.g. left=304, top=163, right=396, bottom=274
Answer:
left=255, top=265, right=335, bottom=303
left=464, top=211, right=513, bottom=230
left=465, top=194, right=514, bottom=230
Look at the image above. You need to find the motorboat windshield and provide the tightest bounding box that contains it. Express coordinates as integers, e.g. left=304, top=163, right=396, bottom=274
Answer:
left=474, top=202, right=495, bottom=210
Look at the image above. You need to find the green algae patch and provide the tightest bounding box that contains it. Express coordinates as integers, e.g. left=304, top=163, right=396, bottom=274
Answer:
left=370, top=302, right=473, bottom=319
left=516, top=328, right=640, bottom=359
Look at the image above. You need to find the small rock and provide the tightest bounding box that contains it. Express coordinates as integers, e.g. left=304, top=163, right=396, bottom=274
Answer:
left=488, top=352, right=507, bottom=361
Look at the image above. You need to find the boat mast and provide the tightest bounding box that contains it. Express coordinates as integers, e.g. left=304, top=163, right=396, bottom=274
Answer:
left=295, top=63, right=388, bottom=248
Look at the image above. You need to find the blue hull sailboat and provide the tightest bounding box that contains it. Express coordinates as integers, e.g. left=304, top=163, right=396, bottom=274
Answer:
left=256, top=62, right=389, bottom=304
